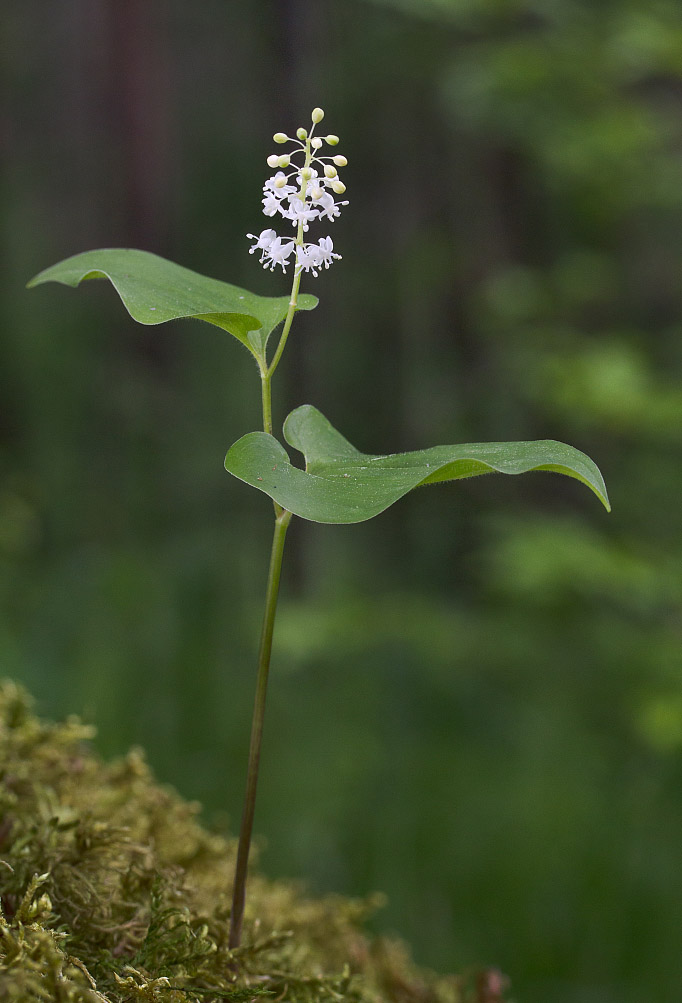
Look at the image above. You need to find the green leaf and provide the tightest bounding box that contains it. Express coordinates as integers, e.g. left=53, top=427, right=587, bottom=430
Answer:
left=27, top=248, right=317, bottom=359
left=225, top=405, right=610, bottom=524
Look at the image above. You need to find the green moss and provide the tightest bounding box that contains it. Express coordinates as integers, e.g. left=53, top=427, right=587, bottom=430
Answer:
left=0, top=681, right=508, bottom=1003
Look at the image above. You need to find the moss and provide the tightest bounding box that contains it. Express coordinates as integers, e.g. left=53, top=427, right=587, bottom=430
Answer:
left=0, top=681, right=509, bottom=1003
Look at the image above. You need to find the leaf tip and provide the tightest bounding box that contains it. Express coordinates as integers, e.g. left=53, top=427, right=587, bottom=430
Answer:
left=26, top=268, right=50, bottom=289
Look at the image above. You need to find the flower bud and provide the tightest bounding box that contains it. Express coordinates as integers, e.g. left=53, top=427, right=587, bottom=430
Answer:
left=331, top=179, right=346, bottom=194
left=301, top=167, right=312, bottom=180
left=324, top=164, right=337, bottom=178
left=311, top=107, right=325, bottom=123
left=311, top=137, right=323, bottom=150
left=273, top=132, right=288, bottom=144
left=332, top=155, right=347, bottom=166
left=266, top=154, right=279, bottom=168
left=277, top=155, right=291, bottom=168
left=296, top=127, right=307, bottom=141
left=324, top=135, right=339, bottom=146
left=311, top=187, right=323, bottom=199
left=274, top=176, right=287, bottom=189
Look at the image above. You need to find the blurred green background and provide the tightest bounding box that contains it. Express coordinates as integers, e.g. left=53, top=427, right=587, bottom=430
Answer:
left=3, top=1, right=682, bottom=1000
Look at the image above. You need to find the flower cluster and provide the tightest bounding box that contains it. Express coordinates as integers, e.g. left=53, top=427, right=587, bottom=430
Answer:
left=247, top=108, right=347, bottom=277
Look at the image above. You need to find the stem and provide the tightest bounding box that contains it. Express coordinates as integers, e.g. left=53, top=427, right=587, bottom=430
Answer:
left=229, top=507, right=293, bottom=949
left=267, top=266, right=302, bottom=379
left=267, top=133, right=311, bottom=379
left=260, top=366, right=273, bottom=436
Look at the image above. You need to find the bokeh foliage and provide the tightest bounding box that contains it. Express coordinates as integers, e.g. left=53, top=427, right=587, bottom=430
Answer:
left=3, top=1, right=682, bottom=1001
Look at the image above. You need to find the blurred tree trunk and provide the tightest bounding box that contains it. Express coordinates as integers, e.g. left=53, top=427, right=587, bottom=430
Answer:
left=106, top=0, right=175, bottom=253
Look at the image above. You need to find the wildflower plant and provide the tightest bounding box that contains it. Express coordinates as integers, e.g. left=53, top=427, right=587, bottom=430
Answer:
left=27, top=108, right=610, bottom=955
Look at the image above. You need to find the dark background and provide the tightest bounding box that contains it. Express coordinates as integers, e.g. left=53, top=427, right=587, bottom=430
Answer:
left=4, top=2, right=682, bottom=1001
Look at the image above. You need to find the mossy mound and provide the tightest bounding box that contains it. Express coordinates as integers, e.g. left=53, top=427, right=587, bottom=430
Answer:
left=0, top=681, right=508, bottom=1003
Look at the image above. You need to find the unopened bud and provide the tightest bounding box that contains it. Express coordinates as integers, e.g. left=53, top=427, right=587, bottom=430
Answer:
left=273, top=132, right=288, bottom=144
left=311, top=107, right=325, bottom=123
left=324, top=165, right=337, bottom=179
left=311, top=187, right=323, bottom=200
left=296, top=127, right=307, bottom=141
left=274, top=176, right=287, bottom=189
left=324, top=135, right=339, bottom=146
left=301, top=167, right=312, bottom=180
left=331, top=179, right=346, bottom=194
left=277, top=155, right=291, bottom=168
left=311, top=137, right=323, bottom=150
left=266, top=154, right=279, bottom=168
left=333, top=155, right=347, bottom=166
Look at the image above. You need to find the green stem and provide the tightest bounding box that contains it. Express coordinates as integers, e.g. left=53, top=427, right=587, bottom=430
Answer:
left=268, top=133, right=311, bottom=379
left=260, top=366, right=273, bottom=436
left=267, top=266, right=302, bottom=379
left=228, top=507, right=293, bottom=950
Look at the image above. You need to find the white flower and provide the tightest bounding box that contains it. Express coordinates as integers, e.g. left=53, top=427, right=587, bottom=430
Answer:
left=295, top=244, right=323, bottom=277
left=316, top=191, right=348, bottom=222
left=316, top=236, right=341, bottom=269
left=262, top=174, right=297, bottom=217
left=263, top=172, right=295, bottom=194
left=295, top=238, right=340, bottom=277
left=283, top=197, right=320, bottom=231
left=262, top=237, right=295, bottom=272
left=247, top=228, right=277, bottom=260
left=261, top=193, right=283, bottom=216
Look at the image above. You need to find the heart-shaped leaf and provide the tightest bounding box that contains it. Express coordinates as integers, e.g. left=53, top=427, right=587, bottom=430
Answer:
left=225, top=405, right=610, bottom=523
left=27, top=248, right=317, bottom=360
